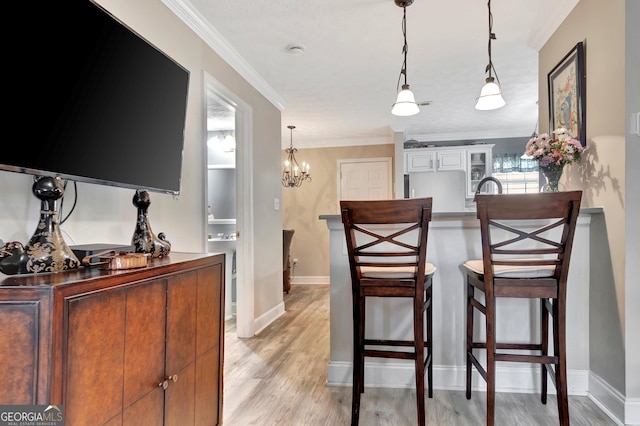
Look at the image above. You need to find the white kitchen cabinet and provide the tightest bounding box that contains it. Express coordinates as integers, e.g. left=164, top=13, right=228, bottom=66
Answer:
left=437, top=150, right=465, bottom=171
left=466, top=145, right=495, bottom=198
left=404, top=144, right=494, bottom=200
left=406, top=150, right=436, bottom=172
left=405, top=148, right=465, bottom=172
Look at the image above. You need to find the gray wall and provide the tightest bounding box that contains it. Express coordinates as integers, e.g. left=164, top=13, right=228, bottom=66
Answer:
left=405, top=136, right=531, bottom=156
left=625, top=0, right=640, bottom=406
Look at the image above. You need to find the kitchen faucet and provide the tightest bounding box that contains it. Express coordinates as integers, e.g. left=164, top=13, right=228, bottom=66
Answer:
left=474, top=176, right=503, bottom=201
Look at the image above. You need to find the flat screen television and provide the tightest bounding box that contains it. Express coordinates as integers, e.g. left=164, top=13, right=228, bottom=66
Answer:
left=1, top=0, right=190, bottom=195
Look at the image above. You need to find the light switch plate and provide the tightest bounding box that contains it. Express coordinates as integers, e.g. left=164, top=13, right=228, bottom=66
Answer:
left=630, top=112, right=640, bottom=137
left=274, top=198, right=280, bottom=210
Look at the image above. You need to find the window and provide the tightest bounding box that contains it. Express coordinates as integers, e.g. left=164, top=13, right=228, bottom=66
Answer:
left=493, top=154, right=539, bottom=194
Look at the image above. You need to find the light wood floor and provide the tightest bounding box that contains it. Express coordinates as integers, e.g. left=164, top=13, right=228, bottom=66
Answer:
left=223, top=284, right=615, bottom=425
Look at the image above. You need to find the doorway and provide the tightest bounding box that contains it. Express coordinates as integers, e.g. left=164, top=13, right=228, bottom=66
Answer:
left=206, top=93, right=236, bottom=322
left=204, top=73, right=255, bottom=338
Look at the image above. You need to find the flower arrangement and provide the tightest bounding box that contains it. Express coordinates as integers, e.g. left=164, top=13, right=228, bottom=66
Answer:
left=523, top=127, right=584, bottom=191
left=523, top=127, right=584, bottom=168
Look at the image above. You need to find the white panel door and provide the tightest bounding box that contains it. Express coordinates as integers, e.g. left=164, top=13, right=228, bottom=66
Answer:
left=338, top=158, right=392, bottom=203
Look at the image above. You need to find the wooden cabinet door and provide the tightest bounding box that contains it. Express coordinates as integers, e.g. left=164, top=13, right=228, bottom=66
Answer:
left=65, top=290, right=127, bottom=425
left=65, top=279, right=168, bottom=426
left=0, top=300, right=41, bottom=404
left=165, top=271, right=198, bottom=425
left=164, top=265, right=224, bottom=426
left=194, top=265, right=224, bottom=425
left=122, top=279, right=167, bottom=425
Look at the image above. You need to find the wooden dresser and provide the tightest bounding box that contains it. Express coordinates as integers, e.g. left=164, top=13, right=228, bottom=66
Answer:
left=0, top=252, right=225, bottom=426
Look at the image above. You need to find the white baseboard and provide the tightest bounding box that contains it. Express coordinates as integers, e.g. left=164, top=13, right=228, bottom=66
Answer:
left=328, top=362, right=638, bottom=424
left=291, top=275, right=330, bottom=285
left=253, top=301, right=285, bottom=335
left=626, top=397, right=640, bottom=425
left=588, top=372, right=626, bottom=425
left=327, top=361, right=588, bottom=395
left=225, top=302, right=237, bottom=321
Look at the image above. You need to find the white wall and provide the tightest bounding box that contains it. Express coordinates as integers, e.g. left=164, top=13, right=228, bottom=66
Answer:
left=0, top=0, right=284, bottom=331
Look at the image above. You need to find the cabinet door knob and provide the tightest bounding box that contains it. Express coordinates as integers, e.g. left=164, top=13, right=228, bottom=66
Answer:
left=166, top=374, right=178, bottom=383
left=159, top=380, right=169, bottom=390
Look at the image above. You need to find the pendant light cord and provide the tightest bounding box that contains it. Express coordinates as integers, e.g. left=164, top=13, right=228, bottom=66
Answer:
left=396, top=6, right=408, bottom=90
left=486, top=0, right=501, bottom=83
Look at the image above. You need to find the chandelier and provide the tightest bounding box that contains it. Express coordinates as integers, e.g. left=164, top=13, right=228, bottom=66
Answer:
left=282, top=125, right=311, bottom=188
left=475, top=0, right=506, bottom=110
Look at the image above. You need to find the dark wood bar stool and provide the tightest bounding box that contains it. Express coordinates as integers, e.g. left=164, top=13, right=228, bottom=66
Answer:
left=340, top=198, right=436, bottom=426
left=463, top=191, right=582, bottom=426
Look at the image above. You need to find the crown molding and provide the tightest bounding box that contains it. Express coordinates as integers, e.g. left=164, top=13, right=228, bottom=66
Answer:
left=529, top=0, right=580, bottom=50
left=162, top=0, right=287, bottom=111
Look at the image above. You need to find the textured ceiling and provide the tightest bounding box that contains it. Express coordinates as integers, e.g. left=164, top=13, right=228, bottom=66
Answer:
left=182, top=0, right=579, bottom=148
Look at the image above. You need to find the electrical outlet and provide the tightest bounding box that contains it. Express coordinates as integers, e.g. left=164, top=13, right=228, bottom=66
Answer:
left=274, top=198, right=280, bottom=210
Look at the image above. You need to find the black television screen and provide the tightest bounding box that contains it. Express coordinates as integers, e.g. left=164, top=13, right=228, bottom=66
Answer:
left=1, top=1, right=189, bottom=195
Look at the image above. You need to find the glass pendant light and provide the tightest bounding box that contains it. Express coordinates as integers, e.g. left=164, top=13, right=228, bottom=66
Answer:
left=391, top=0, right=419, bottom=117
left=392, top=84, right=420, bottom=116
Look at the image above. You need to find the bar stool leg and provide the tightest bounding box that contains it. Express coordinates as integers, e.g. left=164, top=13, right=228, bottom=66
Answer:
left=351, top=296, right=364, bottom=425
left=426, top=284, right=433, bottom=399
left=554, top=299, right=570, bottom=426
left=465, top=280, right=474, bottom=399
left=414, top=295, right=426, bottom=426
left=541, top=298, right=549, bottom=404
left=359, top=301, right=366, bottom=396
left=486, top=297, right=496, bottom=426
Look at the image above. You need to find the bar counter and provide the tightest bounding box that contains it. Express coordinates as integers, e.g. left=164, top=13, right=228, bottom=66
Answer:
left=320, top=207, right=603, bottom=394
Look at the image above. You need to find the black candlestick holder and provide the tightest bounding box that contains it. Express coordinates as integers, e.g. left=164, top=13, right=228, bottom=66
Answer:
left=131, top=190, right=171, bottom=258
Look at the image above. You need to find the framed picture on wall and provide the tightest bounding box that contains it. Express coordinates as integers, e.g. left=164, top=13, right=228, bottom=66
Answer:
left=548, top=41, right=586, bottom=146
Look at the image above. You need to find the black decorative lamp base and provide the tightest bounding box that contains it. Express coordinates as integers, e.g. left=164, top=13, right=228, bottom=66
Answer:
left=0, top=176, right=80, bottom=275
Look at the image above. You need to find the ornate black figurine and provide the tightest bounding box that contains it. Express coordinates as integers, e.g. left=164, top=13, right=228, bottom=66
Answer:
left=0, top=176, right=80, bottom=275
left=0, top=241, right=30, bottom=275
left=131, top=190, right=171, bottom=258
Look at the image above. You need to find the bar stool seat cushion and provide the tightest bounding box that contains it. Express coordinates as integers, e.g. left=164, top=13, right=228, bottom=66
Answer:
left=361, top=262, right=436, bottom=279
left=463, top=259, right=554, bottom=278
